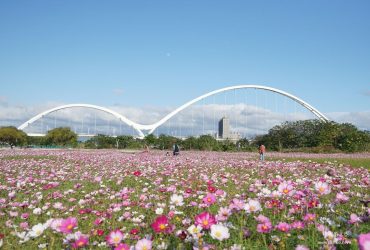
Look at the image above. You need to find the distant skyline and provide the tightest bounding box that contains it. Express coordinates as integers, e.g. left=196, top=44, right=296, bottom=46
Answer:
left=1, top=1, right=369, bottom=132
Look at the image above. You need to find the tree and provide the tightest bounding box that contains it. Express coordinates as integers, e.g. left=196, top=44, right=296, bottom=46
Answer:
left=157, top=134, right=177, bottom=150
left=45, top=127, right=77, bottom=147
left=84, top=134, right=115, bottom=149
left=144, top=134, right=157, bottom=148
left=197, top=135, right=220, bottom=151
left=0, top=126, right=27, bottom=148
left=334, top=123, right=370, bottom=152
left=116, top=135, right=143, bottom=149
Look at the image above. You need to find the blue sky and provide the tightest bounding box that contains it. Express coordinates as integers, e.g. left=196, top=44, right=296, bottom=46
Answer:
left=1, top=1, right=370, bottom=131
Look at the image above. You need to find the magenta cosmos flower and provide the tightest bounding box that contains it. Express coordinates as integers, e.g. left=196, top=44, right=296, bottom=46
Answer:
left=203, top=193, right=217, bottom=205
left=303, top=213, right=316, bottom=223
left=71, top=232, right=89, bottom=249
left=257, top=221, right=272, bottom=233
left=151, top=215, right=173, bottom=234
left=106, top=229, right=124, bottom=246
left=195, top=211, right=216, bottom=230
left=291, top=221, right=305, bottom=230
left=358, top=232, right=370, bottom=250
left=114, top=243, right=130, bottom=250
left=275, top=222, right=291, bottom=233
left=59, top=217, right=77, bottom=234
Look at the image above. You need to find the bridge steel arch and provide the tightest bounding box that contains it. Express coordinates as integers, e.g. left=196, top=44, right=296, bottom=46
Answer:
left=17, top=104, right=145, bottom=138
left=18, top=85, right=329, bottom=138
left=145, top=85, right=329, bottom=134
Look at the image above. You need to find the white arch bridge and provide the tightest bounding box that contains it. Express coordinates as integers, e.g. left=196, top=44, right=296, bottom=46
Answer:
left=18, top=85, right=329, bottom=138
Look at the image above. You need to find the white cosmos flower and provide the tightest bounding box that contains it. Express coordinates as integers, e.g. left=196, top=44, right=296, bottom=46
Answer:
left=187, top=224, right=202, bottom=236
left=244, top=199, right=261, bottom=213
left=29, top=223, right=46, bottom=238
left=210, top=224, right=230, bottom=241
left=33, top=208, right=42, bottom=215
left=155, top=207, right=164, bottom=215
left=16, top=231, right=31, bottom=243
left=170, top=194, right=184, bottom=206
left=315, top=181, right=331, bottom=195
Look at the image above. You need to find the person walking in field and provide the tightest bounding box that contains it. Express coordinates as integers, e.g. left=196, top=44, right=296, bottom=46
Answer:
left=173, top=143, right=180, bottom=156
left=259, top=144, right=266, bottom=161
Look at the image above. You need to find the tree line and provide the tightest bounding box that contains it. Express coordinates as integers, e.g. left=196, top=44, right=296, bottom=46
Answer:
left=1, top=120, right=369, bottom=152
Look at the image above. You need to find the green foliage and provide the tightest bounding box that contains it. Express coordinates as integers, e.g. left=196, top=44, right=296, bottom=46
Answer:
left=144, top=134, right=157, bottom=146
left=334, top=123, right=370, bottom=152
left=116, top=135, right=143, bottom=149
left=0, top=126, right=27, bottom=148
left=27, top=136, right=47, bottom=147
left=45, top=127, right=77, bottom=147
left=157, top=134, right=178, bottom=150
left=84, top=134, right=116, bottom=149
left=254, top=120, right=370, bottom=152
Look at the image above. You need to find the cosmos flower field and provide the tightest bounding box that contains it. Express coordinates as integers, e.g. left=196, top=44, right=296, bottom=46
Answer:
left=0, top=149, right=369, bottom=249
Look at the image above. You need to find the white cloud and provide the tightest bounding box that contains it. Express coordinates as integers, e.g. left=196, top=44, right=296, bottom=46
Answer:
left=327, top=111, right=370, bottom=131
left=1, top=103, right=369, bottom=137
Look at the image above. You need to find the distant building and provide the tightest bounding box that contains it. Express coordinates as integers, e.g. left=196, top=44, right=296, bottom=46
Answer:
left=218, top=117, right=240, bottom=141
left=218, top=117, right=230, bottom=139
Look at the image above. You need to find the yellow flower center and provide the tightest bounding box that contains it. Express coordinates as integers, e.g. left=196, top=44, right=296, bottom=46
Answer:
left=159, top=224, right=166, bottom=230
left=203, top=220, right=209, bottom=226
left=113, top=236, right=120, bottom=243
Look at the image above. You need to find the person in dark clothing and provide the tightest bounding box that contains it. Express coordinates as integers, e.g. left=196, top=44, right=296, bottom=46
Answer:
left=173, top=143, right=180, bottom=156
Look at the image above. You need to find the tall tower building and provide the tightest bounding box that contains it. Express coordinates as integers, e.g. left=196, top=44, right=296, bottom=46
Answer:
left=218, top=117, right=230, bottom=139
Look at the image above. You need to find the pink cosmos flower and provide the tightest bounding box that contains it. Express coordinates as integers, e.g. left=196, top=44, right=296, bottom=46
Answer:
left=229, top=198, right=245, bottom=211
left=106, top=229, right=124, bottom=246
left=257, top=221, right=272, bottom=233
left=349, top=214, right=361, bottom=224
left=195, top=211, right=216, bottom=230
left=277, top=182, right=295, bottom=196
left=335, top=192, right=349, bottom=203
left=114, top=243, right=130, bottom=250
left=203, top=193, right=216, bottom=206
left=303, top=213, right=316, bottom=223
left=255, top=214, right=270, bottom=224
left=50, top=218, right=63, bottom=232
left=216, top=207, right=231, bottom=222
left=71, top=232, right=89, bottom=249
left=20, top=222, right=29, bottom=230
left=21, top=213, right=29, bottom=220
left=315, top=181, right=331, bottom=195
left=215, top=189, right=224, bottom=196
left=275, top=222, right=291, bottom=233
left=295, top=245, right=309, bottom=250
left=358, top=232, right=370, bottom=250
left=135, top=238, right=152, bottom=250
left=291, top=221, right=305, bottom=230
left=151, top=216, right=173, bottom=234
left=59, top=217, right=77, bottom=234
left=9, top=211, right=18, bottom=217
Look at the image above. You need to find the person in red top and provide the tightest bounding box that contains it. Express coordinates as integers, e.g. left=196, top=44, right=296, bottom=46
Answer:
left=259, top=144, right=266, bottom=161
